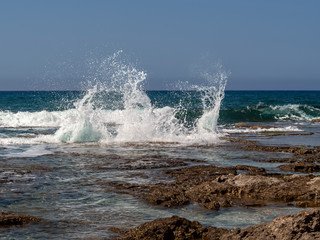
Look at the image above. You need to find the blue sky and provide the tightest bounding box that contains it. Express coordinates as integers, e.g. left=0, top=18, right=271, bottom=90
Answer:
left=0, top=0, right=319, bottom=90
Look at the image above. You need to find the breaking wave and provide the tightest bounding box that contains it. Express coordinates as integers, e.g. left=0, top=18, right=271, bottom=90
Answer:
left=0, top=51, right=228, bottom=144
left=219, top=104, right=320, bottom=123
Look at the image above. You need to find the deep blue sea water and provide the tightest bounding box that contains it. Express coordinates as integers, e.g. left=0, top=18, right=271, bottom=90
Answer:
left=0, top=90, right=320, bottom=239
left=1, top=90, right=320, bottom=121
left=0, top=91, right=320, bottom=119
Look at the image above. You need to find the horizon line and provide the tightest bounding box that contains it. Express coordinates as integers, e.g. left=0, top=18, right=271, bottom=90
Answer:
left=1, top=89, right=320, bottom=92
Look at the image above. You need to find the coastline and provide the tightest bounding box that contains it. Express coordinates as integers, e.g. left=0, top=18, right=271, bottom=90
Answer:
left=2, top=122, right=320, bottom=239
left=106, top=123, right=320, bottom=239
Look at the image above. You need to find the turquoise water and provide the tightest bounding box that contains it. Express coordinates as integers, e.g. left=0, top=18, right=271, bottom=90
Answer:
left=1, top=91, right=320, bottom=123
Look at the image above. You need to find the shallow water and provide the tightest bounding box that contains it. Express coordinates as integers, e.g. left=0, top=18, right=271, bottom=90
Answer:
left=0, top=137, right=310, bottom=239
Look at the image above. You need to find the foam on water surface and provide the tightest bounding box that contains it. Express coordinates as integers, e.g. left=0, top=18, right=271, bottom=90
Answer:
left=222, top=125, right=302, bottom=134
left=1, top=145, right=53, bottom=158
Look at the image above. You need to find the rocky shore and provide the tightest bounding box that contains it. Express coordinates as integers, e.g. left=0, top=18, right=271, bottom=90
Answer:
left=108, top=139, right=320, bottom=210
left=2, top=123, right=320, bottom=239
left=108, top=129, right=320, bottom=239
left=117, top=209, right=320, bottom=240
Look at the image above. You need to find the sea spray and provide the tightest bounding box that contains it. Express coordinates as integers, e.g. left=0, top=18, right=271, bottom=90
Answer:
left=196, top=69, right=228, bottom=134
left=51, top=51, right=229, bottom=143
left=53, top=86, right=103, bottom=142
left=52, top=51, right=180, bottom=143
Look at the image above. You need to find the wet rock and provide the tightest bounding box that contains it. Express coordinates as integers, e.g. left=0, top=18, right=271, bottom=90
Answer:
left=90, top=154, right=205, bottom=171
left=294, top=148, right=314, bottom=155
left=145, top=185, right=190, bottom=207
left=223, top=174, right=320, bottom=207
left=119, top=209, right=320, bottom=240
left=181, top=173, right=320, bottom=208
left=279, top=161, right=320, bottom=173
left=97, top=159, right=187, bottom=170
left=106, top=181, right=189, bottom=207
left=235, top=142, right=320, bottom=162
left=240, top=144, right=297, bottom=153
left=164, top=166, right=320, bottom=208
left=312, top=118, right=320, bottom=123
left=106, top=165, right=237, bottom=209
left=252, top=157, right=297, bottom=163
left=110, top=228, right=128, bottom=240
left=121, top=215, right=216, bottom=240
left=235, top=165, right=266, bottom=174
left=163, top=165, right=237, bottom=186
left=107, top=163, right=320, bottom=209
left=0, top=211, right=40, bottom=227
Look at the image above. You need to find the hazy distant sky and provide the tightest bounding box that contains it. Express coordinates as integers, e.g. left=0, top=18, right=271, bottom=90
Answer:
left=0, top=0, right=319, bottom=90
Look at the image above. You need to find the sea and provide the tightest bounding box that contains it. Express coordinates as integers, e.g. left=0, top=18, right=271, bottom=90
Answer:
left=1, top=54, right=320, bottom=239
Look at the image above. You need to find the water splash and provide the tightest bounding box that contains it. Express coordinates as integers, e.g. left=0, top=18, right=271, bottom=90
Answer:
left=0, top=52, right=228, bottom=144
left=196, top=67, right=228, bottom=134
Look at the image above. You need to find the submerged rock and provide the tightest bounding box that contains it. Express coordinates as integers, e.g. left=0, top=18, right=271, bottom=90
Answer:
left=119, top=209, right=320, bottom=240
left=0, top=211, right=40, bottom=227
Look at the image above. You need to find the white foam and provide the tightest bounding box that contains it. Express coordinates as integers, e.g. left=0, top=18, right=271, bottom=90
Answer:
left=271, top=104, right=319, bottom=121
left=0, top=110, right=72, bottom=128
left=3, top=145, right=53, bottom=158
left=222, top=126, right=302, bottom=134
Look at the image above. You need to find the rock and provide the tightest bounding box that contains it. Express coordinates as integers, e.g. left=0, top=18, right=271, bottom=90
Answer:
left=182, top=173, right=320, bottom=208
left=294, top=148, right=314, bottom=155
left=312, top=118, right=320, bottom=123
left=121, top=215, right=220, bottom=240
left=108, top=164, right=320, bottom=209
left=119, top=209, right=320, bottom=240
left=235, top=165, right=266, bottom=174
left=0, top=211, right=40, bottom=227
left=279, top=161, right=320, bottom=173
left=145, top=185, right=190, bottom=207
left=163, top=165, right=237, bottom=185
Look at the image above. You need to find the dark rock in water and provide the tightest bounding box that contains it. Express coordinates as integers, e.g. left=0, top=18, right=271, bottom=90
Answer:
left=145, top=185, right=190, bottom=207
left=121, top=215, right=220, bottom=240
left=119, top=209, right=320, bottom=240
left=0, top=211, right=40, bottom=227
left=279, top=161, right=320, bottom=173
left=235, top=165, right=266, bottom=174
left=312, top=118, right=320, bottom=123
